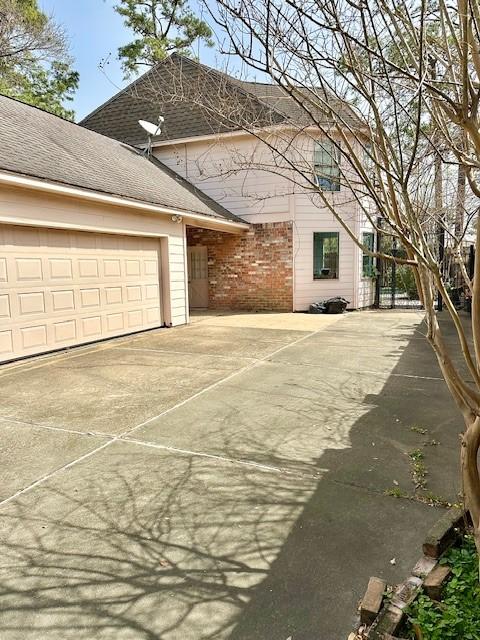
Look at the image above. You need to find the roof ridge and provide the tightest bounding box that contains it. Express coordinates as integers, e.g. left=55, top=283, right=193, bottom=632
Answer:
left=79, top=63, right=164, bottom=125
left=0, top=92, right=78, bottom=125
left=158, top=54, right=286, bottom=125
left=81, top=53, right=287, bottom=131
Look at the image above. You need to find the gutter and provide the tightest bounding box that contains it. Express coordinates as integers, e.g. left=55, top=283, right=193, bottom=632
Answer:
left=0, top=170, right=249, bottom=232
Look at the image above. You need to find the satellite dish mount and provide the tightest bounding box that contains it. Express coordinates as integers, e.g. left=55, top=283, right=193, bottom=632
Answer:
left=139, top=117, right=164, bottom=156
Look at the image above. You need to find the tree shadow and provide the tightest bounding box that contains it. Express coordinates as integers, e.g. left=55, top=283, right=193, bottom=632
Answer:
left=0, top=315, right=463, bottom=639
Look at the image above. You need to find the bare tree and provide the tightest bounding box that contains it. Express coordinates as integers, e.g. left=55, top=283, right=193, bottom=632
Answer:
left=0, top=0, right=67, bottom=62
left=201, top=0, right=480, bottom=561
left=98, top=0, right=480, bottom=559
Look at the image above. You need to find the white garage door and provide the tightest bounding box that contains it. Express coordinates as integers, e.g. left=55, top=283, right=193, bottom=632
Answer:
left=0, top=225, right=163, bottom=363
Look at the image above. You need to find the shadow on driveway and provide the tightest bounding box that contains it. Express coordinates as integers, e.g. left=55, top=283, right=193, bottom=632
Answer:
left=0, top=313, right=463, bottom=640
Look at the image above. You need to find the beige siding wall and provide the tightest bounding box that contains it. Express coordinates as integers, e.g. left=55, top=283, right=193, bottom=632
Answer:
left=0, top=185, right=188, bottom=327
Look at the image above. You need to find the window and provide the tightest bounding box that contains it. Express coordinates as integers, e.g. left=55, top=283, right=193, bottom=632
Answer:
left=314, top=141, right=341, bottom=191
left=362, top=232, right=375, bottom=277
left=313, top=232, right=339, bottom=279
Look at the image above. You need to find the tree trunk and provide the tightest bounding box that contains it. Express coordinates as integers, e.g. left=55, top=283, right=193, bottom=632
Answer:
left=462, top=415, right=480, bottom=565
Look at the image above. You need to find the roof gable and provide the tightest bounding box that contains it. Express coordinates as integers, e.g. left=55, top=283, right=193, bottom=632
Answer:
left=81, top=55, right=282, bottom=146
left=80, top=54, right=364, bottom=145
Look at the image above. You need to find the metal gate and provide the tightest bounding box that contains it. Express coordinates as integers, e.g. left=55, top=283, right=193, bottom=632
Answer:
left=375, top=231, right=423, bottom=310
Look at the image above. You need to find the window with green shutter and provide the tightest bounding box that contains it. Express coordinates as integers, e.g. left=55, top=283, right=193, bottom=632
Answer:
left=313, top=232, right=339, bottom=279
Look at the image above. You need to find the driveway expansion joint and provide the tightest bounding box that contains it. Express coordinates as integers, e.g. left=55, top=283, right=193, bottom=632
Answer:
left=0, top=324, right=326, bottom=509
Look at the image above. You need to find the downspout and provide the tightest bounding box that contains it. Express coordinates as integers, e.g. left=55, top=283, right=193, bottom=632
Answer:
left=352, top=196, right=361, bottom=309
left=291, top=193, right=297, bottom=312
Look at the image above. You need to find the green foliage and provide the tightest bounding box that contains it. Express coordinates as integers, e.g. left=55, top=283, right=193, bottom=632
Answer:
left=0, top=0, right=78, bottom=119
left=114, top=0, right=214, bottom=76
left=0, top=60, right=78, bottom=119
left=406, top=535, right=480, bottom=640
left=395, top=265, right=419, bottom=299
left=408, top=448, right=427, bottom=490
left=410, top=426, right=429, bottom=435
left=385, top=487, right=410, bottom=499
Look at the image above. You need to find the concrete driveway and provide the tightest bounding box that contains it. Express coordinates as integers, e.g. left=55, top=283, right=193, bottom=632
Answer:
left=0, top=311, right=461, bottom=639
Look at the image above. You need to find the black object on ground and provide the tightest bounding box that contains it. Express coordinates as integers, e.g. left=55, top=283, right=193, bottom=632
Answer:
left=309, top=297, right=350, bottom=314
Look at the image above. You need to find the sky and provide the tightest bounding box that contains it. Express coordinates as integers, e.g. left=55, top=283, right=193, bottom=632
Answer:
left=38, top=0, right=223, bottom=122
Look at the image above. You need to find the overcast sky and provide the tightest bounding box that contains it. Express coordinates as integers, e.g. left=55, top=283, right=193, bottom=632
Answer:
left=39, top=0, right=223, bottom=122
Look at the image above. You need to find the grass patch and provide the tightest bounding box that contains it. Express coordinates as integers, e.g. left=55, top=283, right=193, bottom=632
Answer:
left=385, top=425, right=456, bottom=508
left=411, top=426, right=429, bottom=435
left=385, top=487, right=410, bottom=499
left=383, top=487, right=456, bottom=508
left=405, top=534, right=480, bottom=640
left=409, top=448, right=427, bottom=491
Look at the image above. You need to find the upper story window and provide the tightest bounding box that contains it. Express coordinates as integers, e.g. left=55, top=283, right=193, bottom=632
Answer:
left=314, top=141, right=341, bottom=192
left=313, top=232, right=339, bottom=279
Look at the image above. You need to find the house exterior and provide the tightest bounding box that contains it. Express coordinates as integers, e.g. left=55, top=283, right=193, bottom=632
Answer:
left=0, top=54, right=376, bottom=364
left=0, top=95, right=247, bottom=363
left=81, top=55, right=376, bottom=314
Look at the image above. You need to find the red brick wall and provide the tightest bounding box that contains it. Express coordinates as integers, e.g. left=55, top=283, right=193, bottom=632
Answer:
left=186, top=222, right=293, bottom=311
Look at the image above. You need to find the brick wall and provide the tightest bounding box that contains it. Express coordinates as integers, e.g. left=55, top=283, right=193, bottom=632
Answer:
left=186, top=221, right=293, bottom=311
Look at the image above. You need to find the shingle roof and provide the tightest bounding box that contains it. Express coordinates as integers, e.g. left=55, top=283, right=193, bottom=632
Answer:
left=80, top=54, right=364, bottom=146
left=230, top=80, right=364, bottom=129
left=80, top=55, right=282, bottom=146
left=0, top=94, right=243, bottom=223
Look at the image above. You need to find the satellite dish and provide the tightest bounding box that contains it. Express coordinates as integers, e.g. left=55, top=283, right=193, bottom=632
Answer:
left=139, top=116, right=165, bottom=157
left=138, top=117, right=164, bottom=137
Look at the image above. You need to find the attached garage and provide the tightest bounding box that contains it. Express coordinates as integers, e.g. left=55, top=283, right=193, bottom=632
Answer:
left=0, top=225, right=163, bottom=361
left=0, top=95, right=247, bottom=364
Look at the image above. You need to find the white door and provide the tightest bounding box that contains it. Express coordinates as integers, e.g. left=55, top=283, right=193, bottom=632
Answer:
left=187, top=246, right=208, bottom=308
left=0, top=225, right=163, bottom=363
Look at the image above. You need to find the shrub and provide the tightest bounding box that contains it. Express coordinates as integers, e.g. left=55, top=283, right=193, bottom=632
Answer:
left=406, top=534, right=480, bottom=639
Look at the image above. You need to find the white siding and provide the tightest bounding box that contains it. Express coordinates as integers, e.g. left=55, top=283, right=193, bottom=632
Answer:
left=154, top=136, right=294, bottom=223
left=293, top=194, right=359, bottom=309
left=357, top=223, right=376, bottom=309
left=155, top=132, right=376, bottom=311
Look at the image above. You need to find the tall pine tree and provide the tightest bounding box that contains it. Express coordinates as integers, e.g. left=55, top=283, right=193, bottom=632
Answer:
left=0, top=0, right=78, bottom=119
left=113, top=0, right=213, bottom=76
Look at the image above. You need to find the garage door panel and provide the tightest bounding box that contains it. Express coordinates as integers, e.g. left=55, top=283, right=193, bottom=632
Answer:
left=52, top=289, right=75, bottom=312
left=16, top=257, right=43, bottom=281
left=0, top=329, right=13, bottom=356
left=103, top=259, right=121, bottom=277
left=0, top=258, right=7, bottom=282
left=105, top=286, right=123, bottom=305
left=49, top=258, right=73, bottom=280
left=78, top=258, right=99, bottom=279
left=0, top=293, right=10, bottom=318
left=0, top=225, right=163, bottom=362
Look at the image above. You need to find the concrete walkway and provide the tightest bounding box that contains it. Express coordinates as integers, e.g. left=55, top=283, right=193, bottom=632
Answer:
left=0, top=311, right=462, bottom=639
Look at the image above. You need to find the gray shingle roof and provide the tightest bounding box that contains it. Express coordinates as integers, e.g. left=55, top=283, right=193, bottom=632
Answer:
left=81, top=55, right=282, bottom=146
left=80, top=54, right=365, bottom=146
left=230, top=80, right=364, bottom=129
left=0, top=94, right=243, bottom=223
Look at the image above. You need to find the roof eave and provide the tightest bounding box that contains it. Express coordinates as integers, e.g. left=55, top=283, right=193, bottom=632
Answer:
left=149, top=122, right=370, bottom=148
left=0, top=170, right=250, bottom=233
